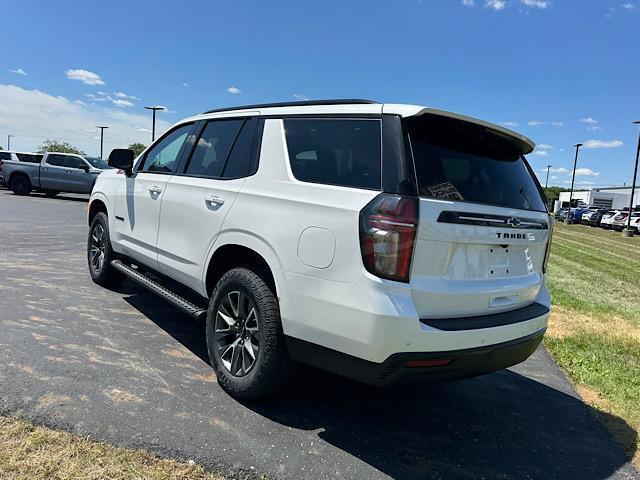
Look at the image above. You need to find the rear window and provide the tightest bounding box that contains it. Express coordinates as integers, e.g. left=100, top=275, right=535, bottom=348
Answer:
left=0, top=152, right=10, bottom=160
left=406, top=116, right=546, bottom=212
left=16, top=153, right=42, bottom=163
left=283, top=118, right=381, bottom=190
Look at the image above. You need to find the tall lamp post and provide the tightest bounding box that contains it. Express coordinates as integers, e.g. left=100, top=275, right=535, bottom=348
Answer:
left=622, top=121, right=640, bottom=237
left=144, top=106, right=165, bottom=142
left=7, top=134, right=13, bottom=150
left=545, top=164, right=552, bottom=188
left=565, top=143, right=583, bottom=225
left=96, top=126, right=108, bottom=158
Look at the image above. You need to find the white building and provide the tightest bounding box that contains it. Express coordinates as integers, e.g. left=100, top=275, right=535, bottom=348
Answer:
left=557, top=186, right=640, bottom=211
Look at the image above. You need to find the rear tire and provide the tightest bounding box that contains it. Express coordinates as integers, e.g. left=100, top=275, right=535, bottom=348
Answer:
left=87, top=212, right=123, bottom=286
left=206, top=267, right=293, bottom=400
left=9, top=174, right=31, bottom=196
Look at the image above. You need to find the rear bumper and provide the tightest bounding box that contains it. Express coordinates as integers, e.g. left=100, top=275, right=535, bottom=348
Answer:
left=287, top=328, right=545, bottom=387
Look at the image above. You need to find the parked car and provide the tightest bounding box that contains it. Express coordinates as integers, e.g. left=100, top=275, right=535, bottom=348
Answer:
left=600, top=211, right=620, bottom=229
left=555, top=208, right=569, bottom=221
left=0, top=151, right=43, bottom=186
left=88, top=99, right=552, bottom=400
left=612, top=212, right=640, bottom=231
left=588, top=209, right=613, bottom=227
left=568, top=207, right=590, bottom=222
left=2, top=151, right=112, bottom=196
left=629, top=215, right=640, bottom=233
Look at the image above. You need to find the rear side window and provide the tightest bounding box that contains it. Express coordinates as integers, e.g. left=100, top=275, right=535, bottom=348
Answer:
left=406, top=116, right=546, bottom=212
left=185, top=120, right=244, bottom=178
left=0, top=152, right=10, bottom=160
left=283, top=118, right=381, bottom=190
left=17, top=153, right=42, bottom=163
left=47, top=154, right=66, bottom=167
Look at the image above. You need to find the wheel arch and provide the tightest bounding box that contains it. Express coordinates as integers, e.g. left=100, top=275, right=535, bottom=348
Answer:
left=88, top=195, right=109, bottom=226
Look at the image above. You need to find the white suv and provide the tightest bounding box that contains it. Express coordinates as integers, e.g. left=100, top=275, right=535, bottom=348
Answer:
left=87, top=99, right=552, bottom=399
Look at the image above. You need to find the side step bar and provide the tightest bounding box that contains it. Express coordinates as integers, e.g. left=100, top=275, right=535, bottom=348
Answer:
left=110, top=260, right=208, bottom=321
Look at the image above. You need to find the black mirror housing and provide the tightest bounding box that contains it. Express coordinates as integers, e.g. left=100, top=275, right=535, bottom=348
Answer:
left=108, top=149, right=135, bottom=174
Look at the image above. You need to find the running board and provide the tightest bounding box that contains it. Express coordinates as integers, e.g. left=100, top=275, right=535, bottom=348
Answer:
left=110, top=259, right=208, bottom=321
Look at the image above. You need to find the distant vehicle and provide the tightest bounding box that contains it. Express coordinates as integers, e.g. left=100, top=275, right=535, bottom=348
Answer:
left=555, top=208, right=569, bottom=221
left=588, top=209, right=613, bottom=227
left=612, top=212, right=640, bottom=232
left=569, top=207, right=590, bottom=222
left=581, top=207, right=606, bottom=225
left=600, top=211, right=620, bottom=229
left=0, top=151, right=43, bottom=186
left=2, top=152, right=112, bottom=196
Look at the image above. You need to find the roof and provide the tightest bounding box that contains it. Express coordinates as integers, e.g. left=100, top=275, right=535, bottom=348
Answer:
left=203, top=99, right=378, bottom=114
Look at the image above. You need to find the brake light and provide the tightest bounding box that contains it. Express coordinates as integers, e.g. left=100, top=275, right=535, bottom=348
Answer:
left=359, top=194, right=418, bottom=282
left=543, top=214, right=553, bottom=273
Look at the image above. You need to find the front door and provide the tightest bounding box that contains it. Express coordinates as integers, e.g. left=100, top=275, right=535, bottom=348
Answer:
left=113, top=123, right=194, bottom=268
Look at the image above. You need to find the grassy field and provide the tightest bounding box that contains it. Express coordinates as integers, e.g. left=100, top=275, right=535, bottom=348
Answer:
left=0, top=416, right=224, bottom=480
left=545, top=221, right=640, bottom=467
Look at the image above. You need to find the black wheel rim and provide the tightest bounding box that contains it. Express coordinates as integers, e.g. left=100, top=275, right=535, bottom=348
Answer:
left=89, top=224, right=106, bottom=273
left=13, top=177, right=27, bottom=194
left=214, top=290, right=260, bottom=377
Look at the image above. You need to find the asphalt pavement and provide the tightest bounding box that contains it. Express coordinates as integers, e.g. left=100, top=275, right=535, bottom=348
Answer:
left=0, top=189, right=637, bottom=480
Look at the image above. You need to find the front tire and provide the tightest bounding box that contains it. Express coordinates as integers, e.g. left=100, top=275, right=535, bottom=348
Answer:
left=87, top=212, right=123, bottom=286
left=10, top=174, right=31, bottom=196
left=206, top=268, right=293, bottom=400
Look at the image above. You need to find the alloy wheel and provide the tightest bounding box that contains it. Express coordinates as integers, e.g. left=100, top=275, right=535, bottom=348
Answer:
left=215, top=290, right=260, bottom=377
left=90, top=224, right=106, bottom=273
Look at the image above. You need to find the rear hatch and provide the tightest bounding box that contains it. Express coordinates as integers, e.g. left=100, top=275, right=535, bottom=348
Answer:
left=404, top=112, right=550, bottom=319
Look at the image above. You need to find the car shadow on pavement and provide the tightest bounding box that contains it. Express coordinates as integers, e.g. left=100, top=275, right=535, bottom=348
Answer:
left=123, top=287, right=636, bottom=480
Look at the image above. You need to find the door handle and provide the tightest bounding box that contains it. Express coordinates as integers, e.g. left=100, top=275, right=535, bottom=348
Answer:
left=204, top=195, right=225, bottom=207
left=148, top=186, right=162, bottom=194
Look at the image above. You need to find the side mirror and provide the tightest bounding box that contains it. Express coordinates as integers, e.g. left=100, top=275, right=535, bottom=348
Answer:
left=108, top=149, right=135, bottom=175
left=81, top=164, right=90, bottom=172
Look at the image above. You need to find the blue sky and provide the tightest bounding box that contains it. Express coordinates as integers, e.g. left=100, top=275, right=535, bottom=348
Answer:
left=1, top=0, right=639, bottom=188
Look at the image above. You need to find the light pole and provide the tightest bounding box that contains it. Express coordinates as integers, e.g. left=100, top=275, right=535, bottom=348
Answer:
left=144, top=106, right=165, bottom=142
left=565, top=143, right=583, bottom=225
left=545, top=164, right=552, bottom=188
left=96, top=126, right=108, bottom=158
left=7, top=134, right=13, bottom=150
left=622, top=121, right=640, bottom=237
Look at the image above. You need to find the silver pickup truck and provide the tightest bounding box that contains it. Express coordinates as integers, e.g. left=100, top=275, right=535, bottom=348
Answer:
left=0, top=151, right=112, bottom=196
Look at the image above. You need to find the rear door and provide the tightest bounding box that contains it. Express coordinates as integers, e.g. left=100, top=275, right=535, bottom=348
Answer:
left=112, top=123, right=194, bottom=268
left=155, top=115, right=258, bottom=292
left=404, top=113, right=550, bottom=318
left=39, top=154, right=69, bottom=190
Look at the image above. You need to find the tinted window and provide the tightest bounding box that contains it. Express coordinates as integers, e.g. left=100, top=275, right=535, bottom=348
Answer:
left=16, top=153, right=43, bottom=163
left=85, top=157, right=111, bottom=169
left=222, top=119, right=256, bottom=178
left=66, top=156, right=87, bottom=169
left=141, top=124, right=192, bottom=173
left=186, top=120, right=244, bottom=177
left=406, top=116, right=546, bottom=212
left=284, top=119, right=381, bottom=190
left=47, top=154, right=66, bottom=167
left=0, top=152, right=10, bottom=160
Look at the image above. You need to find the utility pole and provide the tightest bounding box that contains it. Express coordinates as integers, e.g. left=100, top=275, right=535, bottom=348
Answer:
left=565, top=143, right=583, bottom=225
left=622, top=121, right=640, bottom=237
left=545, top=164, right=552, bottom=188
left=96, top=126, right=109, bottom=158
left=144, top=106, right=166, bottom=142
left=7, top=134, right=13, bottom=150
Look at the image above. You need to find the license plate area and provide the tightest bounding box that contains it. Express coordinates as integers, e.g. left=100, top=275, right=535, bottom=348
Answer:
left=487, top=245, right=513, bottom=277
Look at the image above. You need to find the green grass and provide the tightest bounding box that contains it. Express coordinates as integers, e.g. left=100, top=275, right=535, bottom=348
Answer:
left=545, top=222, right=640, bottom=465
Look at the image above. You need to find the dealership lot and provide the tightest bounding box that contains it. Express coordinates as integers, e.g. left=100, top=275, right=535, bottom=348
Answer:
left=0, top=190, right=637, bottom=480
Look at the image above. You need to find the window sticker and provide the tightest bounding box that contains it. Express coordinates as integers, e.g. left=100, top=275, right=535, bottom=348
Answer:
left=426, top=181, right=464, bottom=200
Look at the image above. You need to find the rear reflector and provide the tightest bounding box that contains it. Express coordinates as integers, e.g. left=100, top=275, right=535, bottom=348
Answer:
left=405, top=358, right=453, bottom=368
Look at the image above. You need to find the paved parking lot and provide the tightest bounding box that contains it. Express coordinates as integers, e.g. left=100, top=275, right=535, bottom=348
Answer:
left=0, top=190, right=637, bottom=480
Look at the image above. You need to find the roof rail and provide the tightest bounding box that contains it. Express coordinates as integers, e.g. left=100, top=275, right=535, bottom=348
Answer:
left=203, top=99, right=378, bottom=114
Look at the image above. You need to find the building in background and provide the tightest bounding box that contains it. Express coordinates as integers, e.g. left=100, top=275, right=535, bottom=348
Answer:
left=556, top=186, right=640, bottom=211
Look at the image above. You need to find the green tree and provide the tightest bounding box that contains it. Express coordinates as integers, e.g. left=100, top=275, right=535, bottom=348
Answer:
left=37, top=139, right=85, bottom=155
left=128, top=142, right=147, bottom=157
left=543, top=186, right=571, bottom=205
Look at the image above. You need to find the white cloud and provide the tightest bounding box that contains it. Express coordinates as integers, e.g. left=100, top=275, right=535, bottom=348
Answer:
left=113, top=92, right=139, bottom=101
left=227, top=86, right=241, bottom=94
left=552, top=121, right=564, bottom=127
left=527, top=120, right=547, bottom=126
left=181, top=82, right=189, bottom=87
left=551, top=175, right=558, bottom=180
left=9, top=68, right=27, bottom=76
left=578, top=181, right=596, bottom=185
left=582, top=139, right=624, bottom=149
left=485, top=0, right=506, bottom=10
left=538, top=144, right=553, bottom=149
left=502, top=121, right=518, bottom=127
left=111, top=99, right=134, bottom=108
left=137, top=127, right=152, bottom=133
left=549, top=167, right=570, bottom=174
left=293, top=94, right=309, bottom=101
left=580, top=117, right=598, bottom=125
left=622, top=2, right=635, bottom=9
left=462, top=0, right=476, bottom=6
left=65, top=69, right=105, bottom=86
left=0, top=84, right=170, bottom=155
left=532, top=150, right=549, bottom=156
left=74, top=100, right=87, bottom=106
left=521, top=0, right=549, bottom=8
left=575, top=168, right=600, bottom=177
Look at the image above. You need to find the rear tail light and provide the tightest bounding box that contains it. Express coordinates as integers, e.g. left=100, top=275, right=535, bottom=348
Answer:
left=0, top=159, right=3, bottom=172
left=359, top=194, right=418, bottom=283
left=543, top=214, right=553, bottom=273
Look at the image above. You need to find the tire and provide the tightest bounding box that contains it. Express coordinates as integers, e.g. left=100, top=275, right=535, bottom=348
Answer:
left=206, top=267, right=293, bottom=400
left=87, top=212, right=123, bottom=286
left=45, top=191, right=59, bottom=197
left=9, top=174, right=31, bottom=196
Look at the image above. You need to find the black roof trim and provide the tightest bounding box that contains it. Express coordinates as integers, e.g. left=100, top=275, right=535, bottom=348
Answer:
left=203, top=99, right=378, bottom=114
